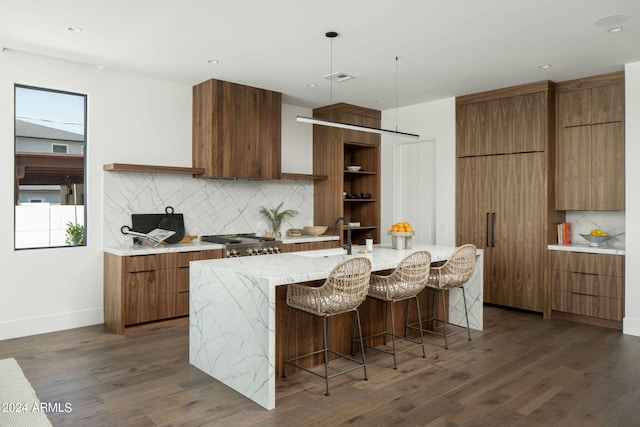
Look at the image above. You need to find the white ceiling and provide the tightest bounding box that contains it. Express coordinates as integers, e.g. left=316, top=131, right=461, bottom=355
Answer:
left=1, top=0, right=639, bottom=110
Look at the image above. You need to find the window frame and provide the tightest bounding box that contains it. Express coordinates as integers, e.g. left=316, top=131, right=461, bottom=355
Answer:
left=14, top=84, right=88, bottom=250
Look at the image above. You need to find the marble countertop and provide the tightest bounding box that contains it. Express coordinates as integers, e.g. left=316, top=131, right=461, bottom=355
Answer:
left=191, top=243, right=465, bottom=286
left=548, top=244, right=625, bottom=255
left=104, top=235, right=340, bottom=256
left=104, top=240, right=224, bottom=256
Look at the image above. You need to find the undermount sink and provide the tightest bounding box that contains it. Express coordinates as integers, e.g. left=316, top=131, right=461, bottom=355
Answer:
left=290, top=248, right=348, bottom=257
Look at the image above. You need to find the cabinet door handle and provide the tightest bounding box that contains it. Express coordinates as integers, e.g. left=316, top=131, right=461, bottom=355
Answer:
left=177, top=290, right=190, bottom=294
left=491, top=212, right=496, bottom=248
left=129, top=269, right=155, bottom=274
left=571, top=291, right=599, bottom=297
left=485, top=212, right=490, bottom=247
left=570, top=271, right=598, bottom=276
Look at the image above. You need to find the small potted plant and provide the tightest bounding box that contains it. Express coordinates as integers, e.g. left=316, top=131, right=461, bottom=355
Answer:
left=65, top=221, right=85, bottom=246
left=259, top=202, right=298, bottom=238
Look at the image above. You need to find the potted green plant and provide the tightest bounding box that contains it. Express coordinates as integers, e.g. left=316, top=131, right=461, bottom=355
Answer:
left=65, top=221, right=85, bottom=246
left=259, top=202, right=298, bottom=237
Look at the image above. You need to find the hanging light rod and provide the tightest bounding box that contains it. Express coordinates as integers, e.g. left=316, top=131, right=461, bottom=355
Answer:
left=297, top=31, right=420, bottom=139
left=296, top=115, right=420, bottom=139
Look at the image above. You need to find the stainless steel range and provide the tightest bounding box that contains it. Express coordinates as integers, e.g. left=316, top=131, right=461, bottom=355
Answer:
left=200, top=233, right=282, bottom=257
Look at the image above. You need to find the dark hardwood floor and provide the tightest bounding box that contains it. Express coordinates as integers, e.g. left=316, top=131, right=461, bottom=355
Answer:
left=2, top=306, right=640, bottom=426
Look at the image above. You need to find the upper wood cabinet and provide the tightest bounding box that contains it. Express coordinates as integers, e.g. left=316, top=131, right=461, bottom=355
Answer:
left=457, top=85, right=548, bottom=157
left=555, top=71, right=625, bottom=211
left=192, top=78, right=282, bottom=179
left=557, top=72, right=625, bottom=127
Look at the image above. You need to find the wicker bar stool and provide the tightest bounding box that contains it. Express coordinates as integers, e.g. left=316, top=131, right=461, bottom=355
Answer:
left=358, top=250, right=431, bottom=370
left=283, top=256, right=372, bottom=396
left=408, top=244, right=476, bottom=349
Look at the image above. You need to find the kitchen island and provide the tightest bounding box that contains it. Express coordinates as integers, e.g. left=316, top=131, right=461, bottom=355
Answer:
left=189, top=244, right=483, bottom=409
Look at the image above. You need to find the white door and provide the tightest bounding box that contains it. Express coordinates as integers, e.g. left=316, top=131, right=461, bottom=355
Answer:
left=394, top=139, right=436, bottom=244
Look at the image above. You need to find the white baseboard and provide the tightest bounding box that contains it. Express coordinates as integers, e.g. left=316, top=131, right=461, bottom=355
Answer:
left=623, top=316, right=640, bottom=337
left=0, top=308, right=103, bottom=341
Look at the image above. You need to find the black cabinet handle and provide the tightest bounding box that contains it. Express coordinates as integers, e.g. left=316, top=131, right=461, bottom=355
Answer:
left=491, top=212, right=496, bottom=247
left=485, top=212, right=490, bottom=247
left=129, top=269, right=155, bottom=274
left=178, top=290, right=190, bottom=294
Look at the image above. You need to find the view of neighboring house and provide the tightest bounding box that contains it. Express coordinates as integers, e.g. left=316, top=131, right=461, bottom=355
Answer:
left=14, top=118, right=85, bottom=248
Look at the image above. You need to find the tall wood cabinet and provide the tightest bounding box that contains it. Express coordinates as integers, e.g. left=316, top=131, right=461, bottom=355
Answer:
left=456, top=81, right=562, bottom=313
left=555, top=71, right=625, bottom=211
left=192, top=78, right=282, bottom=179
left=312, top=103, right=381, bottom=245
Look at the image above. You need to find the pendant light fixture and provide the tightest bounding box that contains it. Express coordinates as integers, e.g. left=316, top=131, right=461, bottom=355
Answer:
left=297, top=32, right=420, bottom=139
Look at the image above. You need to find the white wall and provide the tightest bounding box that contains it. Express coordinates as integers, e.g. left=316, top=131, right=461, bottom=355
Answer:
left=281, top=104, right=312, bottom=174
left=624, top=61, right=640, bottom=337
left=0, top=50, right=192, bottom=340
left=380, top=98, right=456, bottom=246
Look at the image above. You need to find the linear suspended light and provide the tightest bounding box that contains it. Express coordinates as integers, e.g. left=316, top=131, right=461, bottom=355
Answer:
left=297, top=32, right=420, bottom=140
left=296, top=115, right=420, bottom=139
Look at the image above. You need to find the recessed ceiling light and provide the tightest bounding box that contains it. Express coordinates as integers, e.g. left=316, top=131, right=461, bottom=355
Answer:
left=376, top=99, right=384, bottom=103
left=607, top=26, right=624, bottom=33
left=207, top=59, right=219, bottom=64
left=66, top=26, right=82, bottom=33
left=307, top=83, right=316, bottom=88
left=538, top=64, right=552, bottom=69
left=595, top=14, right=629, bottom=26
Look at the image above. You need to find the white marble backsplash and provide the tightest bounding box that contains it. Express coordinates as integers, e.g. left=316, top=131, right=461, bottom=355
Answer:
left=103, top=172, right=314, bottom=247
left=565, top=210, right=625, bottom=246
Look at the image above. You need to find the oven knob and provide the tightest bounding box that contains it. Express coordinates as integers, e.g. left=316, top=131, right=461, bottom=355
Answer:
left=231, top=250, right=240, bottom=257
left=272, top=247, right=280, bottom=254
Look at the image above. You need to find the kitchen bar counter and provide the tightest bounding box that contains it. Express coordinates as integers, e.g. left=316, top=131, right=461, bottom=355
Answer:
left=548, top=244, right=625, bottom=256
left=189, top=244, right=483, bottom=410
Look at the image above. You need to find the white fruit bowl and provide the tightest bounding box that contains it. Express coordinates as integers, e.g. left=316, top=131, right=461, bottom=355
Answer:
left=579, top=233, right=614, bottom=247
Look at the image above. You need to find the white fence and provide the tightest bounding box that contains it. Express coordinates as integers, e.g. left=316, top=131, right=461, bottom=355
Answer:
left=15, top=204, right=85, bottom=249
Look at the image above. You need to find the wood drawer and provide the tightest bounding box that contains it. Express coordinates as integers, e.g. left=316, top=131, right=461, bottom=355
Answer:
left=552, top=290, right=623, bottom=321
left=551, top=270, right=623, bottom=299
left=157, top=252, right=205, bottom=269
left=124, top=254, right=157, bottom=273
left=550, top=251, right=623, bottom=276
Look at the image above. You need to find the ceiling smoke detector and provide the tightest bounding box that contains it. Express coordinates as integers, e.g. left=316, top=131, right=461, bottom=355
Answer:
left=322, top=71, right=355, bottom=82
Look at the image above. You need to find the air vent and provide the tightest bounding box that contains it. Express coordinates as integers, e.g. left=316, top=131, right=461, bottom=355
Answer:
left=322, top=71, right=356, bottom=82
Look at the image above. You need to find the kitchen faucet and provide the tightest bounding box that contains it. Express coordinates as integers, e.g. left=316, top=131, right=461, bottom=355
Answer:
left=333, top=217, right=352, bottom=255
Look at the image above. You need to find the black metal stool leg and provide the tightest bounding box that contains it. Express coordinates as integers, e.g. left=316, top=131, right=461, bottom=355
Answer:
left=414, top=295, right=426, bottom=358
left=323, top=315, right=330, bottom=396
left=462, top=287, right=471, bottom=341
left=283, top=306, right=292, bottom=378
left=442, top=289, right=448, bottom=349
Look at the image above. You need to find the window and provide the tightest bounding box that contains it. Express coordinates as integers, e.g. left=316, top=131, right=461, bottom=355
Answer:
left=51, top=143, right=69, bottom=154
left=14, top=85, right=87, bottom=249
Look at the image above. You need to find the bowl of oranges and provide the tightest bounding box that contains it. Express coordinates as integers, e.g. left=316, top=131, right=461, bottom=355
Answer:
left=388, top=221, right=415, bottom=249
left=389, top=221, right=414, bottom=235
left=579, top=229, right=613, bottom=247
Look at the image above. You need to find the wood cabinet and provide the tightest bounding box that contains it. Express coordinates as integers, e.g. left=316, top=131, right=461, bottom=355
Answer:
left=456, top=86, right=547, bottom=157
left=457, top=153, right=547, bottom=311
left=556, top=72, right=625, bottom=211
left=456, top=81, right=561, bottom=313
left=104, top=249, right=222, bottom=333
left=549, top=250, right=624, bottom=328
left=312, top=103, right=381, bottom=245
left=280, top=239, right=339, bottom=253
left=192, top=78, right=281, bottom=179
